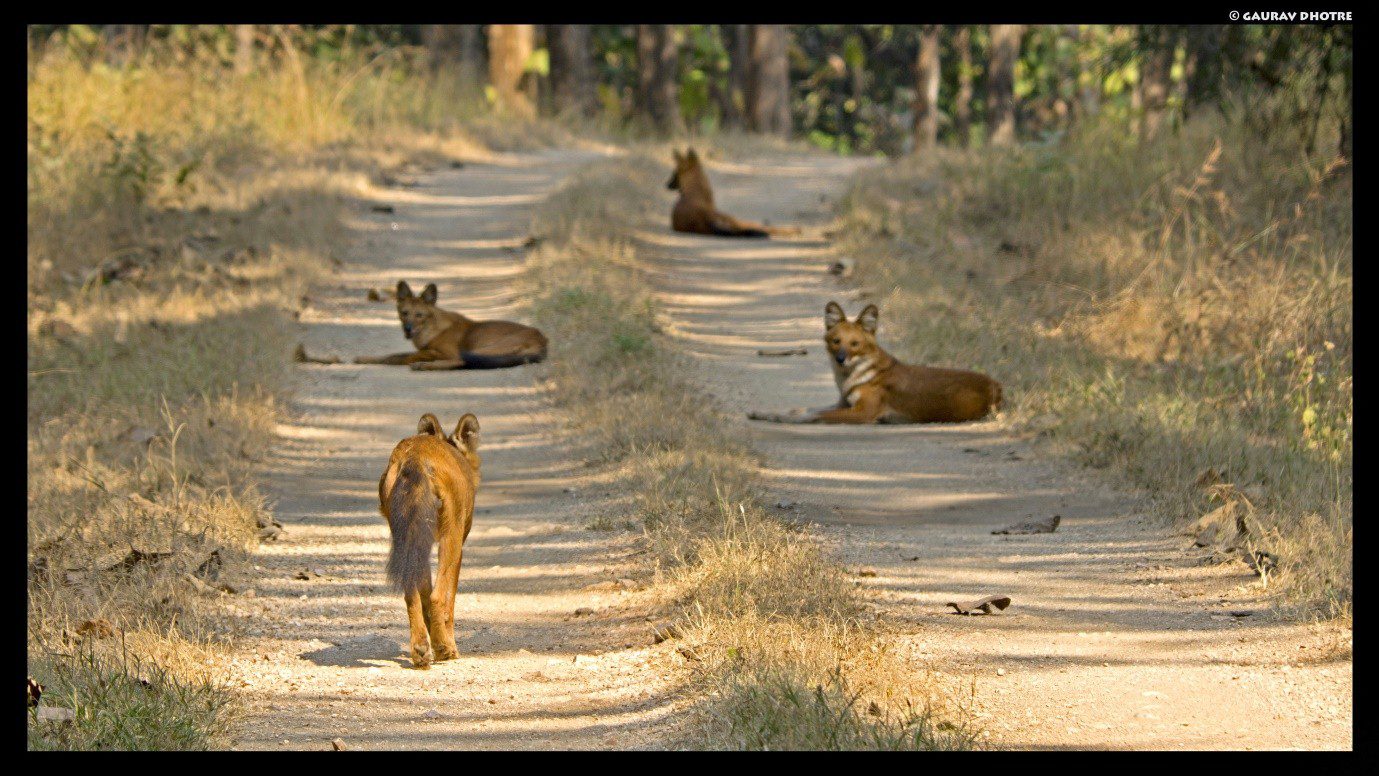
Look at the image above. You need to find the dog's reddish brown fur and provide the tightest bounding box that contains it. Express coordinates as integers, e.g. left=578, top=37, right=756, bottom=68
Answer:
left=668, top=148, right=796, bottom=238
left=750, top=302, right=1002, bottom=424
left=378, top=412, right=481, bottom=668
left=356, top=281, right=547, bottom=370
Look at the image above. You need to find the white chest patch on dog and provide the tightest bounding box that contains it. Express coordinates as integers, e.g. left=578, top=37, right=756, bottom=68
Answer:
left=841, top=357, right=877, bottom=393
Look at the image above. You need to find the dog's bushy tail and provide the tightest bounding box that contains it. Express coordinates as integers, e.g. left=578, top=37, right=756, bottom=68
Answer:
left=386, top=460, right=437, bottom=595
left=459, top=348, right=546, bottom=370
left=711, top=223, right=770, bottom=238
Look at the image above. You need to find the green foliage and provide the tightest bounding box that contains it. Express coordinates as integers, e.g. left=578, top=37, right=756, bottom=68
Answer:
left=29, top=647, right=235, bottom=751
left=29, top=24, right=1352, bottom=156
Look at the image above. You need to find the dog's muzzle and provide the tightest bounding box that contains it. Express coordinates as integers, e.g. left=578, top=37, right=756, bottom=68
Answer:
left=834, top=348, right=848, bottom=365
left=402, top=324, right=414, bottom=339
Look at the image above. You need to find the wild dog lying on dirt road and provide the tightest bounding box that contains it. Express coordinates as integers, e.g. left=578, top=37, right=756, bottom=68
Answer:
left=668, top=147, right=798, bottom=238
left=378, top=412, right=481, bottom=668
left=749, top=302, right=1002, bottom=424
left=355, top=281, right=548, bottom=370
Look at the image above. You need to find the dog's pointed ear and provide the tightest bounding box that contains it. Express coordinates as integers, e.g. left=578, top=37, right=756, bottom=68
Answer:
left=857, top=304, right=880, bottom=334
left=685, top=147, right=699, bottom=163
left=452, top=413, right=480, bottom=452
left=420, top=283, right=438, bottom=305
left=417, top=413, right=444, bottom=437
left=824, top=301, right=846, bottom=330
left=397, top=281, right=414, bottom=300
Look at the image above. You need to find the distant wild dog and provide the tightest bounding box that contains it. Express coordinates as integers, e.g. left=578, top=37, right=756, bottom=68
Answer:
left=750, top=302, right=1002, bottom=424
left=355, top=281, right=548, bottom=370
left=667, top=147, right=796, bottom=238
left=378, top=412, right=481, bottom=668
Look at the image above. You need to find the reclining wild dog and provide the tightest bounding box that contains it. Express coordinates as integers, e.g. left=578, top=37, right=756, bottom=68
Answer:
left=355, top=281, right=548, bottom=370
left=668, top=147, right=796, bottom=238
left=378, top=412, right=481, bottom=668
left=749, top=302, right=1002, bottom=424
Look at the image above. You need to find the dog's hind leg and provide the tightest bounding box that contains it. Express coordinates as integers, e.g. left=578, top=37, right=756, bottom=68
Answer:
left=430, top=534, right=464, bottom=661
left=404, top=583, right=435, bottom=668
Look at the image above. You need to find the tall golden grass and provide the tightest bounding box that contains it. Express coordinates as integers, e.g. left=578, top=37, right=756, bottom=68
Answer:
left=834, top=111, right=1351, bottom=618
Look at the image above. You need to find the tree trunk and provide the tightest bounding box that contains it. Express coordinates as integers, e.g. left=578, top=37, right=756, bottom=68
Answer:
left=421, top=25, right=451, bottom=67
left=986, top=24, right=1023, bottom=145
left=913, top=25, right=941, bottom=153
left=548, top=25, right=596, bottom=118
left=747, top=24, right=792, bottom=135
left=487, top=25, right=536, bottom=118
left=456, top=25, right=484, bottom=86
left=1053, top=25, right=1077, bottom=128
left=636, top=25, right=683, bottom=133
left=103, top=24, right=145, bottom=67
left=717, top=24, right=749, bottom=130
left=1183, top=25, right=1222, bottom=117
left=234, top=25, right=256, bottom=75
left=1076, top=25, right=1102, bottom=120
left=954, top=26, right=974, bottom=147
left=1138, top=25, right=1175, bottom=141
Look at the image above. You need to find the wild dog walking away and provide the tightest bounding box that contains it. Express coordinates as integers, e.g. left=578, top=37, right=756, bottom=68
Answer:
left=668, top=147, right=797, bottom=238
left=378, top=412, right=481, bottom=668
left=750, top=302, right=1002, bottom=424
left=355, top=281, right=548, bottom=370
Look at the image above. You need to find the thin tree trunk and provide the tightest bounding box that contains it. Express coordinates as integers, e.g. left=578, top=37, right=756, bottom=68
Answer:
left=913, top=25, right=941, bottom=153
left=1184, top=25, right=1222, bottom=117
left=1077, top=25, right=1102, bottom=120
left=456, top=25, right=484, bottom=87
left=636, top=25, right=683, bottom=133
left=1054, top=25, right=1076, bottom=128
left=548, top=25, right=596, bottom=118
left=986, top=24, right=1023, bottom=145
left=103, top=24, right=144, bottom=67
left=747, top=24, right=792, bottom=135
left=954, top=26, right=974, bottom=147
left=234, top=25, right=256, bottom=75
left=1138, top=25, right=1174, bottom=141
left=488, top=25, right=536, bottom=118
left=717, top=25, right=749, bottom=130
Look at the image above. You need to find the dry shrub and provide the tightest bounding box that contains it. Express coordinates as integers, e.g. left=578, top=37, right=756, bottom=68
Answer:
left=834, top=113, right=1351, bottom=617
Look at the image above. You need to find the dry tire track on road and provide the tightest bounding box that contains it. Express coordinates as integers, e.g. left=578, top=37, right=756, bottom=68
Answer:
left=228, top=150, right=685, bottom=751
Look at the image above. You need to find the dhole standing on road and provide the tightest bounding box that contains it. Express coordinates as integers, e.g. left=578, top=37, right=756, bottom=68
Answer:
left=378, top=412, right=481, bottom=668
left=356, top=281, right=548, bottom=370
left=668, top=147, right=795, bottom=238
left=750, top=302, right=1002, bottom=424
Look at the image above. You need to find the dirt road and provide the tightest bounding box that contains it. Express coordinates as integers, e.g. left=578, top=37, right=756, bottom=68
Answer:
left=641, top=152, right=1352, bottom=751
left=228, top=150, right=686, bottom=751
left=228, top=147, right=1349, bottom=751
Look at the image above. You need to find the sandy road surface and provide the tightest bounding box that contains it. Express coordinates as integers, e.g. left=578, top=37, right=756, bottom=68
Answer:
left=225, top=146, right=1349, bottom=751
left=639, top=152, right=1352, bottom=751
left=227, top=150, right=689, bottom=751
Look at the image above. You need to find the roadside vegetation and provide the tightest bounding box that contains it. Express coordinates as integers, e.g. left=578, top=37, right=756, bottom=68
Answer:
left=25, top=29, right=531, bottom=749
left=832, top=111, right=1351, bottom=618
left=523, top=151, right=974, bottom=750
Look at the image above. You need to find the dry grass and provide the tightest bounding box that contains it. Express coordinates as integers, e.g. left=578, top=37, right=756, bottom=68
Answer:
left=833, top=113, right=1351, bottom=618
left=25, top=37, right=541, bottom=748
left=523, top=152, right=973, bottom=750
